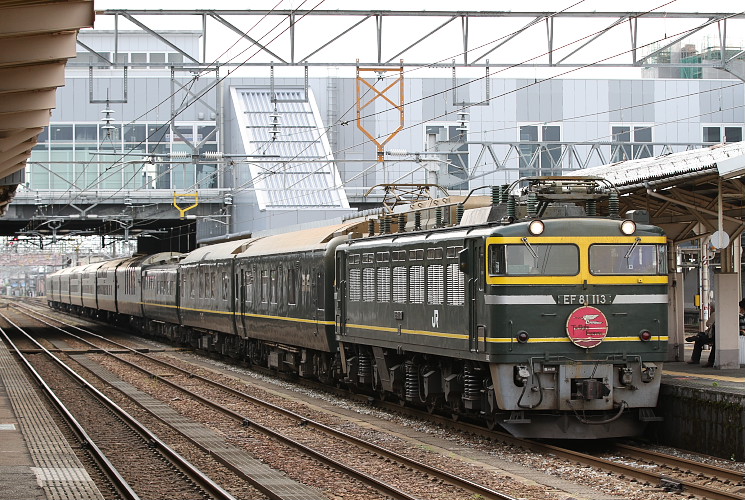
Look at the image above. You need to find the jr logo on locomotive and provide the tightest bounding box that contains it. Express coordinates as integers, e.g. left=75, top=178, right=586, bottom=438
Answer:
left=565, top=305, right=609, bottom=348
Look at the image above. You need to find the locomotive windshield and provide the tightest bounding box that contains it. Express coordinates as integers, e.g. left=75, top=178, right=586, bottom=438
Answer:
left=489, top=244, right=579, bottom=276
left=589, top=243, right=667, bottom=275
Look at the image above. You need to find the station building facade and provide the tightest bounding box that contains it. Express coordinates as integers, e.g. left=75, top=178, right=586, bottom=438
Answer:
left=23, top=30, right=745, bottom=237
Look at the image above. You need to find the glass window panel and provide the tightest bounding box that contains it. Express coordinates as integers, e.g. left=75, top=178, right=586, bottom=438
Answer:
left=123, top=143, right=147, bottom=155
left=73, top=147, right=100, bottom=190
left=123, top=124, right=146, bottom=143
left=37, top=127, right=48, bottom=143
left=98, top=160, right=122, bottom=189
left=172, top=162, right=195, bottom=190
left=724, top=127, right=742, bottom=143
left=633, top=126, right=652, bottom=159
left=147, top=123, right=169, bottom=144
left=168, top=53, right=184, bottom=63
left=490, top=244, right=579, bottom=276
left=95, top=52, right=111, bottom=67
left=519, top=126, right=539, bottom=176
left=115, top=53, right=128, bottom=64
left=28, top=164, right=49, bottom=189
left=197, top=125, right=216, bottom=143
left=50, top=125, right=72, bottom=141
left=131, top=53, right=146, bottom=63
left=74, top=125, right=98, bottom=142
left=541, top=125, right=561, bottom=175
left=611, top=126, right=632, bottom=162
left=197, top=164, right=217, bottom=188
left=155, top=163, right=171, bottom=189
left=149, top=52, right=166, bottom=66
left=173, top=125, right=193, bottom=143
left=703, top=127, right=720, bottom=143
left=589, top=244, right=665, bottom=275
left=99, top=124, right=121, bottom=143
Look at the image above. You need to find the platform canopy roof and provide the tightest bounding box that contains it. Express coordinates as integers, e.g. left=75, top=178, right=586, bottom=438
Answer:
left=0, top=0, right=94, bottom=215
left=577, top=142, right=745, bottom=245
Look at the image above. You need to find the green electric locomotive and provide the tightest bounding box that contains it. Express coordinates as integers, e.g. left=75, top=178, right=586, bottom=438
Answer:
left=335, top=177, right=668, bottom=439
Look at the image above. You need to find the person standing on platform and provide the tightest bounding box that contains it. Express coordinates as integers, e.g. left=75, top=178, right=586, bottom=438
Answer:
left=687, top=304, right=715, bottom=367
left=739, top=299, right=745, bottom=336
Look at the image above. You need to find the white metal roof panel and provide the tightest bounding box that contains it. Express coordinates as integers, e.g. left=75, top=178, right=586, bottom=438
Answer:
left=230, top=87, right=349, bottom=210
left=574, top=142, right=745, bottom=190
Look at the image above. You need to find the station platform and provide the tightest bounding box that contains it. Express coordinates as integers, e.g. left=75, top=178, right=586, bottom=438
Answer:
left=0, top=339, right=104, bottom=500
left=654, top=344, right=745, bottom=461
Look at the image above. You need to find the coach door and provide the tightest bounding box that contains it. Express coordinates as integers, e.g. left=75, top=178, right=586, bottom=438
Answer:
left=335, top=252, right=346, bottom=337
left=464, top=241, right=483, bottom=353
left=233, top=266, right=244, bottom=337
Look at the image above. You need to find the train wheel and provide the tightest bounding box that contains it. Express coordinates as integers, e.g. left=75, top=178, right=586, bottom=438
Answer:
left=485, top=415, right=499, bottom=431
left=425, top=401, right=437, bottom=414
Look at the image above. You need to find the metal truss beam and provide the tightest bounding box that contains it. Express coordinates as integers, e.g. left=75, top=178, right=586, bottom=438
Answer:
left=96, top=9, right=745, bottom=70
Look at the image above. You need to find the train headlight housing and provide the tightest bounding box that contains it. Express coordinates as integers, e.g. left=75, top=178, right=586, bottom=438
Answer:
left=620, top=219, right=636, bottom=235
left=528, top=219, right=544, bottom=235
left=639, top=330, right=652, bottom=341
left=516, top=330, right=530, bottom=343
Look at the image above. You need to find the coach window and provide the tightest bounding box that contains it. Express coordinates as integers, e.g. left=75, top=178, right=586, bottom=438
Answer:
left=589, top=243, right=667, bottom=275
left=270, top=269, right=278, bottom=304
left=316, top=271, right=325, bottom=309
left=362, top=253, right=374, bottom=264
left=222, top=272, right=229, bottom=301
left=261, top=270, right=269, bottom=303
left=489, top=243, right=579, bottom=276
left=245, top=270, right=253, bottom=303
left=288, top=267, right=297, bottom=305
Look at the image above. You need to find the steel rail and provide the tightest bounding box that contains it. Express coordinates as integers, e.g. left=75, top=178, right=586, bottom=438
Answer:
left=15, top=302, right=517, bottom=500
left=23, top=301, right=745, bottom=500
left=0, top=323, right=141, bottom=500
left=612, top=443, right=745, bottom=483
left=0, top=310, right=238, bottom=500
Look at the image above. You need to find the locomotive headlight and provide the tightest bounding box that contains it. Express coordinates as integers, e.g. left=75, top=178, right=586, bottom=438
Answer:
left=528, top=219, right=544, bottom=235
left=516, top=330, right=530, bottom=343
left=620, top=219, right=636, bottom=235
left=639, top=329, right=652, bottom=341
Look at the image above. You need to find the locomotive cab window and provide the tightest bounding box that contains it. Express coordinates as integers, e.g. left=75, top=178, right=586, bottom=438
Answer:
left=489, top=243, right=579, bottom=276
left=589, top=243, right=667, bottom=275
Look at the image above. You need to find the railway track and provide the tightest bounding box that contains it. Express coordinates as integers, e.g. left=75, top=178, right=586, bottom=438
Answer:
left=0, top=310, right=237, bottom=500
left=11, top=301, right=523, bottom=500
left=14, top=299, right=745, bottom=500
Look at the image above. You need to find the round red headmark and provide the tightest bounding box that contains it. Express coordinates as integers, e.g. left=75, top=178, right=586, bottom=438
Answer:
left=566, top=305, right=609, bottom=348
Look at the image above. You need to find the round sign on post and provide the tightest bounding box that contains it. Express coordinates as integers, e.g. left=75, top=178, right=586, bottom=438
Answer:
left=566, top=306, right=609, bottom=349
left=709, top=230, right=730, bottom=251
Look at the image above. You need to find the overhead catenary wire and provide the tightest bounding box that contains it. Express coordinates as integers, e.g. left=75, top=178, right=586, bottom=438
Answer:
left=25, top=2, right=745, bottom=243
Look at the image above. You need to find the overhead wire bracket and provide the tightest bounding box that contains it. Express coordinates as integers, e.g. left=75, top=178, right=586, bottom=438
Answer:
left=173, top=192, right=199, bottom=219
left=356, top=60, right=405, bottom=162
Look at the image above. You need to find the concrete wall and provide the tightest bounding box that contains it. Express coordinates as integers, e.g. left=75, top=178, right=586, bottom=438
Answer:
left=652, top=383, right=745, bottom=460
